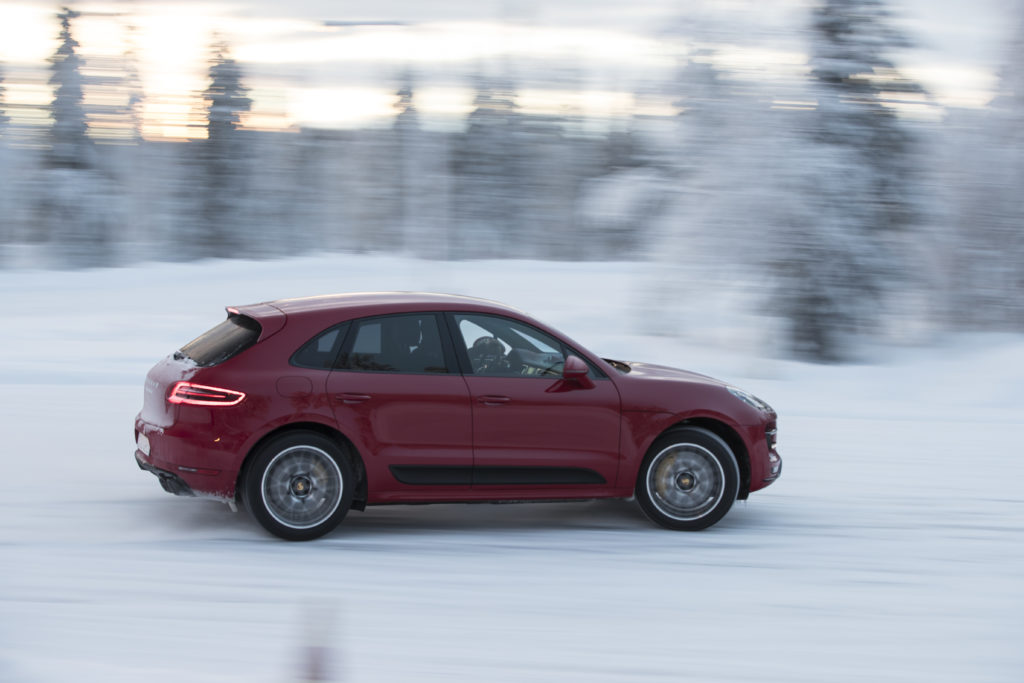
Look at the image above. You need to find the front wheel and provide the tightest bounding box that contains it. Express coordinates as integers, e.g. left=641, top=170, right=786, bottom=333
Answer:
left=243, top=431, right=355, bottom=541
left=635, top=427, right=739, bottom=531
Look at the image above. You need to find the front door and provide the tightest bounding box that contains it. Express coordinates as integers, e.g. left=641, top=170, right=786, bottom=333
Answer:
left=448, top=313, right=621, bottom=493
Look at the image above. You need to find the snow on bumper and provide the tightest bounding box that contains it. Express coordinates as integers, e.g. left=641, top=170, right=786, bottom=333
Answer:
left=134, top=415, right=239, bottom=498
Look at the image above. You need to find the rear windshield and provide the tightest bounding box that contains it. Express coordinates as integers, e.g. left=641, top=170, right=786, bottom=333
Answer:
left=177, top=314, right=261, bottom=367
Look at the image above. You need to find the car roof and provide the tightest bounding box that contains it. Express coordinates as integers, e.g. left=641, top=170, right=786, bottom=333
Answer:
left=237, top=292, right=528, bottom=321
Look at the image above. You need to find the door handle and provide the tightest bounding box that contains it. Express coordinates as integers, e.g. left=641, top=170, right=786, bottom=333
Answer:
left=335, top=393, right=371, bottom=405
left=478, top=395, right=511, bottom=406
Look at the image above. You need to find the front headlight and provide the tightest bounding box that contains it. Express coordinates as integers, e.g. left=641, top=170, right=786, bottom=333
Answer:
left=727, top=386, right=773, bottom=413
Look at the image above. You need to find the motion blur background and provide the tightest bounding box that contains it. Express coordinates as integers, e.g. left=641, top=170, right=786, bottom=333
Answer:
left=2, top=3, right=1024, bottom=682
left=0, top=0, right=1021, bottom=362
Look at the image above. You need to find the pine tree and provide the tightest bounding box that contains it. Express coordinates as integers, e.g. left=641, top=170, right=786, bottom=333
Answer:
left=204, top=43, right=251, bottom=146
left=672, top=50, right=729, bottom=167
left=188, top=41, right=252, bottom=259
left=775, top=0, right=923, bottom=360
left=951, top=10, right=1024, bottom=329
left=36, top=7, right=120, bottom=268
left=643, top=49, right=782, bottom=340
left=123, top=22, right=144, bottom=144
left=452, top=72, right=525, bottom=258
left=0, top=62, right=10, bottom=256
left=0, top=62, right=9, bottom=130
left=393, top=81, right=419, bottom=132
left=48, top=7, right=91, bottom=169
left=393, top=77, right=421, bottom=254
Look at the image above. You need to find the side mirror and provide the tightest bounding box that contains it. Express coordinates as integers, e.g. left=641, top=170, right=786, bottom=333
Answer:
left=562, top=355, right=594, bottom=389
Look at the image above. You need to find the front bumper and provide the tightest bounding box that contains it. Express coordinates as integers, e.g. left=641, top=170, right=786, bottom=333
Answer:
left=747, top=415, right=782, bottom=491
left=746, top=429, right=782, bottom=493
left=764, top=449, right=782, bottom=483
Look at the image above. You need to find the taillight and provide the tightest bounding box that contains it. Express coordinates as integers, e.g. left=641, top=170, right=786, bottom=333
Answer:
left=167, top=382, right=246, bottom=406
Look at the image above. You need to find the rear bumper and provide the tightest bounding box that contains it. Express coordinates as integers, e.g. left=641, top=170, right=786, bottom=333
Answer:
left=135, top=415, right=241, bottom=498
left=135, top=452, right=195, bottom=496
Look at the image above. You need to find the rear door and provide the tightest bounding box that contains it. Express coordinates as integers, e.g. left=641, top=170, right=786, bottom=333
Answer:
left=447, top=313, right=622, bottom=493
left=324, top=313, right=474, bottom=502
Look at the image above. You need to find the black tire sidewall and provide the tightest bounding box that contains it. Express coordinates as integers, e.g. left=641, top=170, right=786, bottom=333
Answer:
left=243, top=431, right=355, bottom=541
left=635, top=427, right=739, bottom=531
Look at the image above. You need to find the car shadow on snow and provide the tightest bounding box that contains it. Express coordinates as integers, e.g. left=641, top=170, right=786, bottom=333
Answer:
left=335, top=499, right=654, bottom=537
left=333, top=498, right=779, bottom=539
left=137, top=496, right=772, bottom=541
left=130, top=496, right=259, bottom=540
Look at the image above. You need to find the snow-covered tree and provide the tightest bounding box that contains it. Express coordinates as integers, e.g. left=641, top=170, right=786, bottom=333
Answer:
left=183, top=41, right=252, bottom=259
left=0, top=63, right=10, bottom=256
left=0, top=62, right=9, bottom=130
left=774, top=0, right=924, bottom=360
left=122, top=22, right=144, bottom=144
left=949, top=10, right=1024, bottom=329
left=32, top=7, right=120, bottom=268
left=48, top=7, right=91, bottom=169
left=642, top=50, right=784, bottom=342
left=387, top=75, right=457, bottom=258
left=394, top=80, right=419, bottom=132
left=393, top=77, right=420, bottom=253
left=672, top=50, right=730, bottom=167
left=204, top=42, right=251, bottom=146
left=451, top=72, right=526, bottom=258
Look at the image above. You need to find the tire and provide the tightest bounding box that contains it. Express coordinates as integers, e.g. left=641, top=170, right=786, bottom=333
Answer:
left=635, top=427, right=739, bottom=531
left=243, top=431, right=355, bottom=541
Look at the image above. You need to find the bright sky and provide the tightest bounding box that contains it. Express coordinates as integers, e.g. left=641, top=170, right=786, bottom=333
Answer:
left=0, top=0, right=1014, bottom=141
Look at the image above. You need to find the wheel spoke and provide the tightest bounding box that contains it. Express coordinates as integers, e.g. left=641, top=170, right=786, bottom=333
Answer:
left=261, top=445, right=344, bottom=530
left=646, top=443, right=725, bottom=521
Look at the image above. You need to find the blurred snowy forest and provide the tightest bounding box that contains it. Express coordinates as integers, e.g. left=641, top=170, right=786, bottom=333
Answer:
left=0, top=1, right=1022, bottom=361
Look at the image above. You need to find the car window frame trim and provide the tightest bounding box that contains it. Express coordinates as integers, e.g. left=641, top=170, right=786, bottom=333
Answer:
left=332, top=311, right=460, bottom=375
left=443, top=311, right=608, bottom=380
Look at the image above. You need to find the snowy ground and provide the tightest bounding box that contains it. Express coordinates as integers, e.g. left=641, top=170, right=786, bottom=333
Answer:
left=1, top=255, right=1022, bottom=682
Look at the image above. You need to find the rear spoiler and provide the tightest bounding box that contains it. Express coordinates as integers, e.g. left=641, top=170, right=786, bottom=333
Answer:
left=227, top=303, right=286, bottom=342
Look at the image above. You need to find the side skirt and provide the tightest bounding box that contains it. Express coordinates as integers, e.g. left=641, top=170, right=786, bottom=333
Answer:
left=390, top=465, right=606, bottom=487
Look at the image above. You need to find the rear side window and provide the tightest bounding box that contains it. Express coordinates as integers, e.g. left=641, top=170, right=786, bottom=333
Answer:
left=178, top=314, right=261, bottom=367
left=338, top=314, right=450, bottom=373
left=291, top=323, right=350, bottom=370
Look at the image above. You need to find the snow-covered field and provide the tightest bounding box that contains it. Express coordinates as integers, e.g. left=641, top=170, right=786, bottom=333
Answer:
left=1, top=255, right=1022, bottom=682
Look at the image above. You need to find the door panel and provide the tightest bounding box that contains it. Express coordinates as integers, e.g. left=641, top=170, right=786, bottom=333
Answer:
left=326, top=372, right=473, bottom=499
left=464, top=375, right=621, bottom=489
left=447, top=312, right=622, bottom=492
left=325, top=313, right=472, bottom=501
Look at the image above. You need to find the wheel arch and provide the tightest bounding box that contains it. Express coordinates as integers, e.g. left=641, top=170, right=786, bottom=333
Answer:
left=658, top=418, right=751, bottom=500
left=235, top=422, right=368, bottom=510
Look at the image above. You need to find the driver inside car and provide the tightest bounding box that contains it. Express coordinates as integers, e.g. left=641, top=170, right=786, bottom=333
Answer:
left=469, top=336, right=512, bottom=374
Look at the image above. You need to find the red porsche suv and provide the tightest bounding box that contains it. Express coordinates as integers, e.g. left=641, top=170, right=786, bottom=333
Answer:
left=135, top=293, right=781, bottom=540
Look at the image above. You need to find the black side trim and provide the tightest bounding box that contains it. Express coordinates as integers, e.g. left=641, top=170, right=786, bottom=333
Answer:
left=474, top=467, right=606, bottom=486
left=390, top=465, right=473, bottom=485
left=389, top=465, right=606, bottom=486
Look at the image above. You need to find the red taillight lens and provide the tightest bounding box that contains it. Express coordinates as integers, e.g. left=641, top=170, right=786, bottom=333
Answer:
left=167, top=382, right=245, bottom=406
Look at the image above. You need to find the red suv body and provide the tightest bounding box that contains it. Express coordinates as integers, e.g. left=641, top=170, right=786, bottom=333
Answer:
left=135, top=293, right=781, bottom=540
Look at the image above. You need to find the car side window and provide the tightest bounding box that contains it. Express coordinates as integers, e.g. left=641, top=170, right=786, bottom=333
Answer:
left=454, top=314, right=567, bottom=377
left=338, top=314, right=449, bottom=374
left=291, top=322, right=350, bottom=370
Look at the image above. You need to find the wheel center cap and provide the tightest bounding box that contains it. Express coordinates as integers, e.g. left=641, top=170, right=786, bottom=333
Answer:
left=676, top=472, right=696, bottom=491
left=291, top=476, right=312, bottom=497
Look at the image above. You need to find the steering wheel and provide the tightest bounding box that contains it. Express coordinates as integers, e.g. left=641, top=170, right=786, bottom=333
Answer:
left=469, top=336, right=510, bottom=373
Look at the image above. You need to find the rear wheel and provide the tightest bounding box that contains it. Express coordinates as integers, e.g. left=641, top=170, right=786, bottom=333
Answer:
left=243, top=431, right=354, bottom=541
left=635, top=427, right=739, bottom=531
